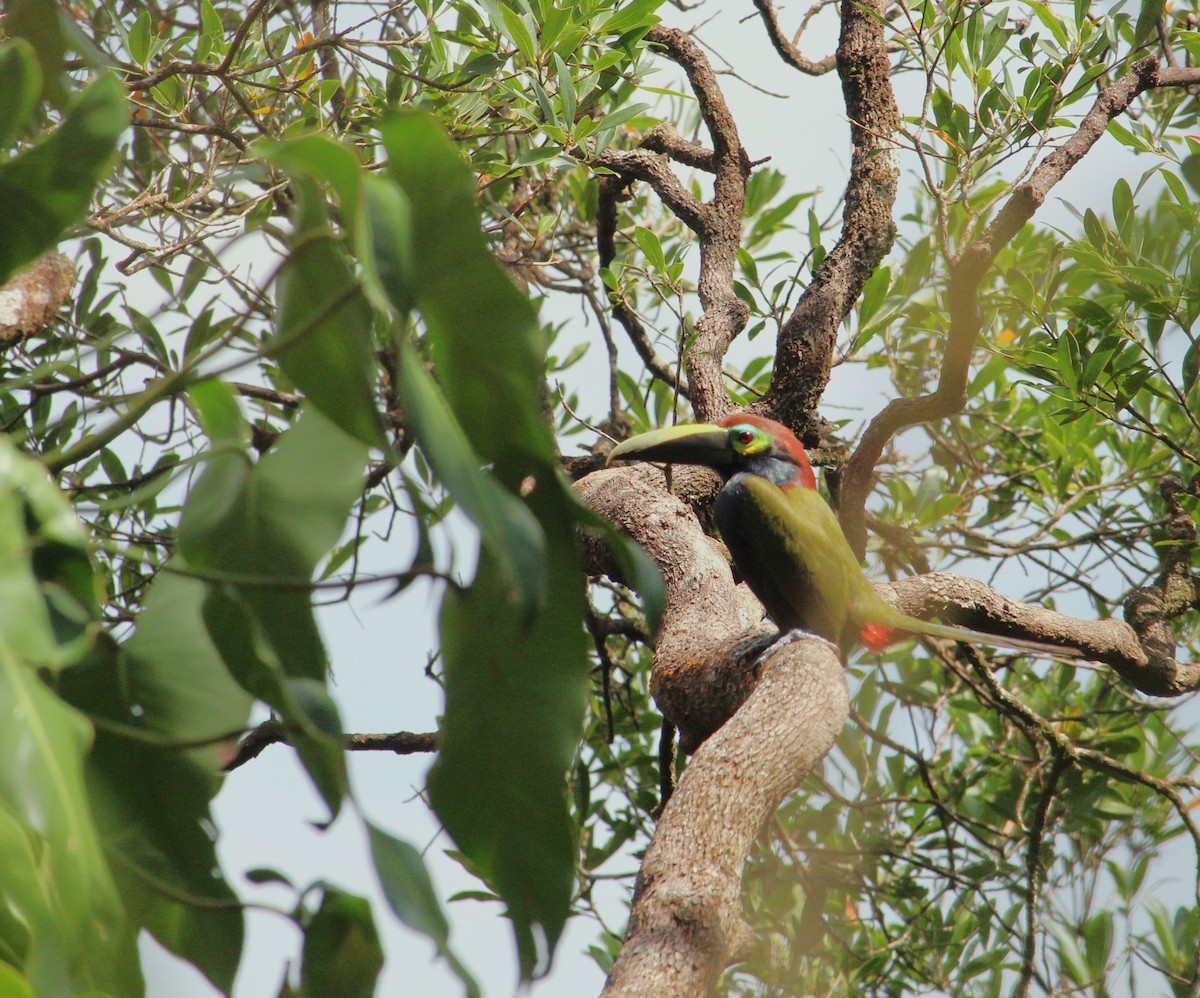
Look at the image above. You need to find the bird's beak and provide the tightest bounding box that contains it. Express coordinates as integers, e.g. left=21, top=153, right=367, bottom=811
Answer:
left=607, top=424, right=734, bottom=467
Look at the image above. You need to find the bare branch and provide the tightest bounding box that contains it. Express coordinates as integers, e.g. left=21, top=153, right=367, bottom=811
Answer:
left=639, top=123, right=717, bottom=172
left=751, top=0, right=838, bottom=75
left=644, top=25, right=752, bottom=420
left=760, top=0, right=899, bottom=430
left=594, top=24, right=751, bottom=421
left=224, top=718, right=438, bottom=772
left=594, top=148, right=710, bottom=234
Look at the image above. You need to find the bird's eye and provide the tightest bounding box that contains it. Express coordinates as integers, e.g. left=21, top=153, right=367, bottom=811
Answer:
left=735, top=429, right=755, bottom=446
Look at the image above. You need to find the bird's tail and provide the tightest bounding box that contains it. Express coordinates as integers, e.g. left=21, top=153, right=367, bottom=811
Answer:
left=860, top=618, right=1077, bottom=659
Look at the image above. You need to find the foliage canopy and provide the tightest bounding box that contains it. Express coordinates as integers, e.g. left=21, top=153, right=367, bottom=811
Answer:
left=2, top=0, right=1200, bottom=995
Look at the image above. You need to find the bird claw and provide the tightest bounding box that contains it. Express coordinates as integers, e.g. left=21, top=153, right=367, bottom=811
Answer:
left=754, top=628, right=841, bottom=670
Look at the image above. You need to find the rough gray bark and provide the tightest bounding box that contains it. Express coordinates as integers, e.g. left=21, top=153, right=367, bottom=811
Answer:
left=599, top=636, right=848, bottom=998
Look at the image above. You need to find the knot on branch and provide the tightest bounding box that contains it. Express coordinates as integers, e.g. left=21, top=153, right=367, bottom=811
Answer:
left=0, top=254, right=77, bottom=346
left=1120, top=476, right=1200, bottom=696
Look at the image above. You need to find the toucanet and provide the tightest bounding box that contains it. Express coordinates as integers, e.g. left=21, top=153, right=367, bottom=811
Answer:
left=608, top=414, right=1066, bottom=658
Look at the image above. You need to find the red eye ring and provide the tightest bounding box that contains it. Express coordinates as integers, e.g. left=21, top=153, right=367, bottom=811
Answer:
left=735, top=429, right=755, bottom=445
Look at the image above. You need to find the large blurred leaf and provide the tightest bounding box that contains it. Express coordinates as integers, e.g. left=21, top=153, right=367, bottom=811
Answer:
left=178, top=398, right=368, bottom=685
left=0, top=40, right=42, bottom=150
left=62, top=637, right=243, bottom=996
left=380, top=112, right=556, bottom=481
left=0, top=642, right=129, bottom=996
left=299, top=890, right=383, bottom=998
left=398, top=345, right=545, bottom=621
left=3, top=0, right=66, bottom=107
left=177, top=395, right=368, bottom=816
left=429, top=509, right=589, bottom=978
left=367, top=821, right=479, bottom=998
left=270, top=177, right=387, bottom=450
left=0, top=440, right=129, bottom=995
left=379, top=111, right=657, bottom=978
left=258, top=134, right=419, bottom=319
left=0, top=72, right=126, bottom=284
left=0, top=436, right=99, bottom=670
left=121, top=573, right=253, bottom=765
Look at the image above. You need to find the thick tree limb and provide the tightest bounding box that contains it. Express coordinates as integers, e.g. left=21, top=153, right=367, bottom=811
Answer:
left=600, top=636, right=847, bottom=998
left=839, top=57, right=1200, bottom=557
left=579, top=464, right=767, bottom=749
left=759, top=0, right=899, bottom=431
left=594, top=25, right=751, bottom=422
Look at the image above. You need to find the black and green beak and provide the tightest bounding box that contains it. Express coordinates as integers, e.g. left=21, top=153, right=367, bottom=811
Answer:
left=607, top=424, right=734, bottom=467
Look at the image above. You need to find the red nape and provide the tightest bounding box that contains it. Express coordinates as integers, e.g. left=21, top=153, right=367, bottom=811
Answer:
left=859, top=623, right=902, bottom=651
left=719, top=413, right=816, bottom=489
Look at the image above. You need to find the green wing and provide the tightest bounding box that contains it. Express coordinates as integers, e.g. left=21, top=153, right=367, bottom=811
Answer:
left=724, top=476, right=861, bottom=644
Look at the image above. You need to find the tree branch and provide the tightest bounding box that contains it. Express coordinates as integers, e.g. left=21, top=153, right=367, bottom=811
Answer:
left=224, top=719, right=438, bottom=772
left=601, top=635, right=847, bottom=997
left=594, top=24, right=751, bottom=422
left=751, top=0, right=838, bottom=76
left=759, top=0, right=899, bottom=431
left=838, top=56, right=1200, bottom=556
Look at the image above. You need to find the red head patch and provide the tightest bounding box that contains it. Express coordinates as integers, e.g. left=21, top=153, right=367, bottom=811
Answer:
left=719, top=414, right=817, bottom=489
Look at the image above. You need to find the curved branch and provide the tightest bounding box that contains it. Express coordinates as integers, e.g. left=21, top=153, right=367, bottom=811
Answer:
left=594, top=25, right=751, bottom=422
left=645, top=26, right=752, bottom=421
left=839, top=56, right=1200, bottom=556
left=760, top=0, right=899, bottom=430
left=639, top=123, right=718, bottom=173
left=600, top=636, right=847, bottom=998
left=751, top=0, right=838, bottom=76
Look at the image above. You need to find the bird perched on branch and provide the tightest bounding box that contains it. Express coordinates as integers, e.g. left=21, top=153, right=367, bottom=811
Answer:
left=608, top=414, right=1067, bottom=658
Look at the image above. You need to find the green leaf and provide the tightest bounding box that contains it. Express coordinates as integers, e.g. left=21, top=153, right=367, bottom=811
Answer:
left=175, top=408, right=365, bottom=815
left=398, top=345, right=546, bottom=622
left=0, top=40, right=42, bottom=150
left=552, top=53, right=576, bottom=125
left=65, top=641, right=243, bottom=995
left=368, top=822, right=480, bottom=998
left=1084, top=910, right=1114, bottom=976
left=0, top=73, right=127, bottom=284
left=499, top=5, right=538, bottom=63
left=634, top=225, right=667, bottom=272
left=1133, top=0, right=1166, bottom=50
left=179, top=407, right=369, bottom=685
left=362, top=174, right=417, bottom=316
left=120, top=571, right=255, bottom=768
left=201, top=586, right=347, bottom=815
left=429, top=526, right=589, bottom=979
left=0, top=644, right=125, bottom=996
left=599, top=0, right=666, bottom=36
left=300, top=891, right=383, bottom=998
left=270, top=177, right=387, bottom=449
left=382, top=112, right=652, bottom=979
left=380, top=112, right=558, bottom=481
left=3, top=0, right=66, bottom=106
left=0, top=438, right=99, bottom=671
left=1051, top=921, right=1092, bottom=986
